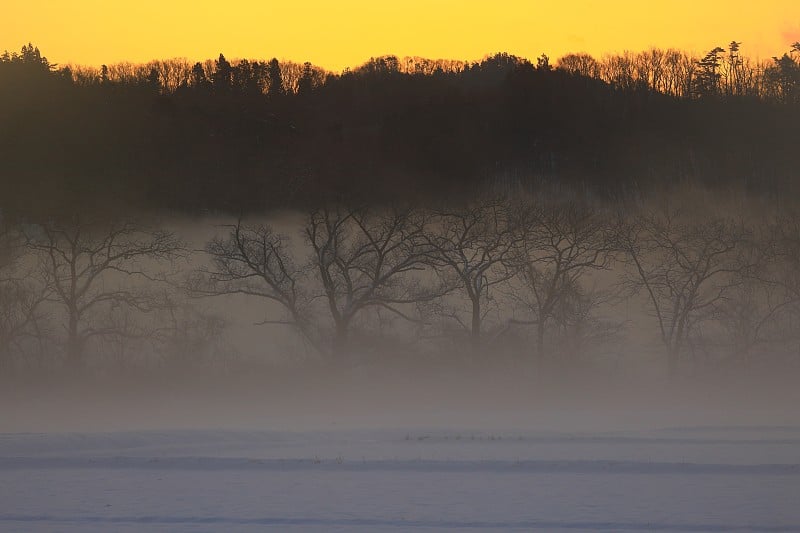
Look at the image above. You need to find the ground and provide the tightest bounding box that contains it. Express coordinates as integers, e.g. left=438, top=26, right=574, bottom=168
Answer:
left=1, top=426, right=799, bottom=532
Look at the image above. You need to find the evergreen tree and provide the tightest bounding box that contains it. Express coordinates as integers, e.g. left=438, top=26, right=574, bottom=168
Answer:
left=212, top=53, right=233, bottom=94
left=267, top=58, right=283, bottom=97
left=694, top=46, right=725, bottom=98
left=766, top=52, right=800, bottom=103
left=725, top=41, right=743, bottom=96
left=189, top=62, right=210, bottom=90
left=536, top=53, right=551, bottom=71
left=298, top=61, right=314, bottom=95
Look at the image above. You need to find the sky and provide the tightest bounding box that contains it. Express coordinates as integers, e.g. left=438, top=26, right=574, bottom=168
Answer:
left=2, top=1, right=799, bottom=70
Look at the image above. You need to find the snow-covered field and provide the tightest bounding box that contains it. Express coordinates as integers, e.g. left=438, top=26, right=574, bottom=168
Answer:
left=2, top=426, right=799, bottom=532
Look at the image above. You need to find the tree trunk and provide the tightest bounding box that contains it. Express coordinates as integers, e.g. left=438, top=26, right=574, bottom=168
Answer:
left=332, top=319, right=350, bottom=361
left=536, top=319, right=546, bottom=360
left=66, top=310, right=83, bottom=368
left=470, top=298, right=481, bottom=353
left=667, top=344, right=680, bottom=379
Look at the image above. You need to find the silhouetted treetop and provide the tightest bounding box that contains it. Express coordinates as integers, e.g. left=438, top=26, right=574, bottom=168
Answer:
left=1, top=42, right=798, bottom=216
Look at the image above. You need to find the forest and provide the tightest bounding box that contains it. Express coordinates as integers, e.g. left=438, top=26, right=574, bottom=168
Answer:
left=2, top=42, right=800, bottom=378
left=1, top=41, right=799, bottom=215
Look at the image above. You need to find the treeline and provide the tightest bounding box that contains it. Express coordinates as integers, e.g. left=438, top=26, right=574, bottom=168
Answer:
left=558, top=42, right=800, bottom=101
left=1, top=42, right=800, bottom=215
left=52, top=42, right=800, bottom=102
left=3, top=194, right=800, bottom=377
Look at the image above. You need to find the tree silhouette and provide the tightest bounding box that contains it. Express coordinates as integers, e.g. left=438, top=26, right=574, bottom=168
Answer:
left=695, top=46, right=726, bottom=98
left=0, top=220, right=46, bottom=368
left=509, top=200, right=616, bottom=359
left=305, top=206, right=436, bottom=358
left=212, top=53, right=233, bottom=94
left=421, top=200, right=518, bottom=350
left=297, top=61, right=314, bottom=95
left=619, top=207, right=750, bottom=376
left=191, top=219, right=319, bottom=353
left=26, top=218, right=182, bottom=367
left=0, top=42, right=799, bottom=215
left=766, top=51, right=799, bottom=103
left=723, top=41, right=743, bottom=96
left=190, top=61, right=210, bottom=91
left=267, top=58, right=284, bottom=97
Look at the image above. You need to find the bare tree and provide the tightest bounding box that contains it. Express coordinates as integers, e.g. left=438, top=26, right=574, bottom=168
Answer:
left=147, top=58, right=192, bottom=93
left=546, top=280, right=622, bottom=363
left=557, top=53, right=600, bottom=78
left=306, top=205, right=437, bottom=358
left=509, top=200, right=617, bottom=359
left=195, top=208, right=441, bottom=360
left=619, top=207, right=750, bottom=376
left=26, top=217, right=182, bottom=367
left=712, top=276, right=789, bottom=366
left=150, top=299, right=228, bottom=368
left=279, top=61, right=328, bottom=94
left=190, top=219, right=319, bottom=352
left=0, top=281, right=47, bottom=368
left=420, top=200, right=518, bottom=350
left=600, top=51, right=637, bottom=91
left=0, top=221, right=46, bottom=367
left=715, top=213, right=800, bottom=364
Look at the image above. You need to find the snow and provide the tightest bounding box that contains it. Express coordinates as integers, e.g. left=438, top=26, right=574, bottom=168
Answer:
left=2, top=427, right=799, bottom=532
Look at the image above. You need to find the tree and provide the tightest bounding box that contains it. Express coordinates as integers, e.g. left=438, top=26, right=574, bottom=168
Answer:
left=232, top=59, right=268, bottom=95
left=536, top=54, right=551, bottom=71
left=0, top=279, right=45, bottom=368
left=715, top=213, right=800, bottom=364
left=197, top=208, right=439, bottom=359
left=0, top=220, right=46, bottom=367
left=191, top=219, right=318, bottom=352
left=297, top=61, right=314, bottom=95
left=723, top=41, right=744, bottom=96
left=267, top=58, right=284, bottom=97
left=509, top=200, right=616, bottom=359
left=189, top=61, right=210, bottom=91
left=305, top=206, right=436, bottom=358
left=711, top=271, right=789, bottom=366
left=661, top=48, right=695, bottom=97
left=620, top=207, right=749, bottom=376
left=150, top=299, right=228, bottom=368
left=694, top=46, right=726, bottom=98
left=557, top=53, right=599, bottom=78
left=420, top=200, right=518, bottom=350
left=212, top=53, right=233, bottom=94
left=765, top=49, right=799, bottom=103
left=145, top=67, right=160, bottom=92
left=26, top=217, right=182, bottom=367
left=0, top=43, right=52, bottom=73
left=148, top=58, right=191, bottom=94
left=600, top=51, right=636, bottom=90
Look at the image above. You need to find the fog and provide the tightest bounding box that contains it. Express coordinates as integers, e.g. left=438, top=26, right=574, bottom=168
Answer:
left=3, top=200, right=800, bottom=435
left=3, top=354, right=799, bottom=435
left=3, top=198, right=800, bottom=532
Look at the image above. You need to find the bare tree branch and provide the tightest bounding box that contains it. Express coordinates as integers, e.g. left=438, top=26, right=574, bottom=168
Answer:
left=25, top=215, right=183, bottom=366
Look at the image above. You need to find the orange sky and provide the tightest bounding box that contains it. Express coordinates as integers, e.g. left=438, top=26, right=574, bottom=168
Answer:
left=3, top=1, right=799, bottom=70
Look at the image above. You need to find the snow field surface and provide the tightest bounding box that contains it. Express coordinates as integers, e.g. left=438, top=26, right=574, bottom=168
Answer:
left=2, top=427, right=800, bottom=532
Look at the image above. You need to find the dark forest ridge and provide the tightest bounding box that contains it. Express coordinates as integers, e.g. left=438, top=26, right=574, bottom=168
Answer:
left=1, top=42, right=799, bottom=215
left=6, top=41, right=800, bottom=98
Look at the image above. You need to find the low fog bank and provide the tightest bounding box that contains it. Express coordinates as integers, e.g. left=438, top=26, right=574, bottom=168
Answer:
left=4, top=189, right=800, bottom=434
left=2, top=357, right=798, bottom=434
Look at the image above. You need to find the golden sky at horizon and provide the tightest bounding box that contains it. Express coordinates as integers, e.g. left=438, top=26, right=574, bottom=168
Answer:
left=3, top=1, right=799, bottom=70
